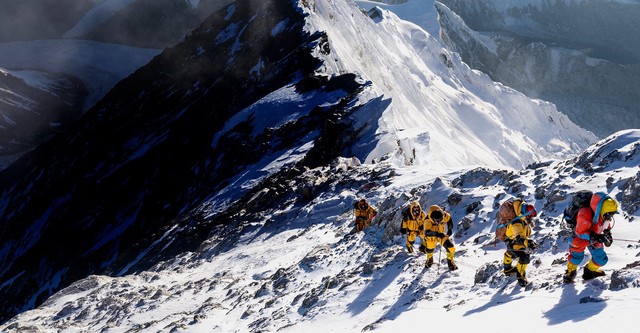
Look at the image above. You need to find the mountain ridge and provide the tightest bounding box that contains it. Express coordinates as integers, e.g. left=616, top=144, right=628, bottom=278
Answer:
left=0, top=0, right=627, bottom=327
left=435, top=0, right=640, bottom=138
left=2, top=129, right=639, bottom=332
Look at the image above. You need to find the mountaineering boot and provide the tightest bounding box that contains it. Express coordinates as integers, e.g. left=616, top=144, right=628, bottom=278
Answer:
left=583, top=260, right=606, bottom=281
left=425, top=256, right=433, bottom=268
left=447, top=259, right=458, bottom=271
left=563, top=269, right=577, bottom=283
left=503, top=253, right=515, bottom=275
left=563, top=262, right=578, bottom=284
left=503, top=264, right=517, bottom=276
left=517, top=274, right=528, bottom=287
left=583, top=267, right=606, bottom=280
left=445, top=250, right=458, bottom=271
left=516, top=263, right=528, bottom=287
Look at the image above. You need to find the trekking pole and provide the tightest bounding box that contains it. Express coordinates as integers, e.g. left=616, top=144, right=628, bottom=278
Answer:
left=613, top=238, right=640, bottom=243
left=437, top=244, right=442, bottom=274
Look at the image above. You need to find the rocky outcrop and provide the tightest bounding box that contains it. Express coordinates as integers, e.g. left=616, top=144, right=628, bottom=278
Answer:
left=0, top=0, right=368, bottom=323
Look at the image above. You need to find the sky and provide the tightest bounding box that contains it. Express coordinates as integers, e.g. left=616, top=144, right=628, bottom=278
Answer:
left=1, top=1, right=639, bottom=332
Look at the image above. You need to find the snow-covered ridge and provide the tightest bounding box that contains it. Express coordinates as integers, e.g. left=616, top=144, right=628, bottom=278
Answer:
left=435, top=0, right=640, bottom=138
left=304, top=0, right=594, bottom=170
left=0, top=40, right=160, bottom=111
left=2, top=130, right=639, bottom=332
left=0, top=0, right=628, bottom=329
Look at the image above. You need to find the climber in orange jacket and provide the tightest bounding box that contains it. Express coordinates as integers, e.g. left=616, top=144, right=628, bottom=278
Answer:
left=563, top=192, right=618, bottom=283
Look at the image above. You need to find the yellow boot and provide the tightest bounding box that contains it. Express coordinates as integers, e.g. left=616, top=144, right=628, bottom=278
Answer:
left=583, top=260, right=605, bottom=280
left=503, top=252, right=517, bottom=275
left=563, top=262, right=578, bottom=283
left=446, top=250, right=458, bottom=271
left=516, top=263, right=528, bottom=287
left=425, top=253, right=434, bottom=268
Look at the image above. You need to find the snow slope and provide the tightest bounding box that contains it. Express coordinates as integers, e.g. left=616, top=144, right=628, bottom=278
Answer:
left=2, top=130, right=639, bottom=333
left=435, top=0, right=640, bottom=138
left=306, top=1, right=594, bottom=169
left=356, top=0, right=441, bottom=40
left=0, top=0, right=629, bottom=331
left=0, top=40, right=160, bottom=111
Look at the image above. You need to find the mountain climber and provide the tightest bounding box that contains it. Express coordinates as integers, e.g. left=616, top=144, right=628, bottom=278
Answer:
left=497, top=197, right=538, bottom=287
left=400, top=201, right=426, bottom=253
left=353, top=198, right=377, bottom=232
left=421, top=205, right=458, bottom=270
left=563, top=192, right=618, bottom=283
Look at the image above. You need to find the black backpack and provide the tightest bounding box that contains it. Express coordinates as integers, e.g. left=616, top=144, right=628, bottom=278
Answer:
left=562, top=190, right=593, bottom=229
left=401, top=205, right=410, bottom=221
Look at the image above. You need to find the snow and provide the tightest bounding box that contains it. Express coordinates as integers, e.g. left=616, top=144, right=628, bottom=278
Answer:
left=210, top=84, right=349, bottom=148
left=306, top=0, right=594, bottom=170
left=271, top=19, right=289, bottom=37
left=355, top=0, right=441, bottom=41
left=463, top=0, right=638, bottom=12
left=1, top=0, right=638, bottom=332
left=4, top=133, right=640, bottom=332
left=0, top=39, right=160, bottom=110
left=8, top=70, right=61, bottom=91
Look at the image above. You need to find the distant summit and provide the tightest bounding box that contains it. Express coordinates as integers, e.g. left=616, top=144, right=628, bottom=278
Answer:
left=436, top=0, right=640, bottom=138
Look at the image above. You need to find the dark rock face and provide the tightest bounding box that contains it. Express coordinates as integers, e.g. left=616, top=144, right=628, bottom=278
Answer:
left=0, top=0, right=233, bottom=171
left=0, top=71, right=87, bottom=163
left=0, top=0, right=366, bottom=323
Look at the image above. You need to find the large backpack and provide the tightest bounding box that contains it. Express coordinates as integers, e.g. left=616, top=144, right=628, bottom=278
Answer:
left=495, top=199, right=520, bottom=242
left=562, top=190, right=593, bottom=230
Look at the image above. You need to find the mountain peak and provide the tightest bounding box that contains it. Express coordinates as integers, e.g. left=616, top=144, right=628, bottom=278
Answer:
left=1, top=0, right=632, bottom=330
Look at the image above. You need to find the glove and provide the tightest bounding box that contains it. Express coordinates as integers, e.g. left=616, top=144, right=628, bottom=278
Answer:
left=526, top=239, right=538, bottom=250
left=591, top=232, right=610, bottom=246
left=400, top=227, right=407, bottom=235
left=602, top=229, right=613, bottom=247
